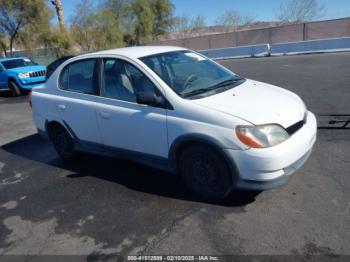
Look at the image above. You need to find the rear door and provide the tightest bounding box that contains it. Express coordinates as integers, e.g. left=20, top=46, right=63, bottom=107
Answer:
left=95, top=58, right=168, bottom=158
left=55, top=58, right=102, bottom=144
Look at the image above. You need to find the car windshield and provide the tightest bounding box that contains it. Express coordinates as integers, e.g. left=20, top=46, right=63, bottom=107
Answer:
left=140, top=51, right=244, bottom=98
left=1, top=58, right=36, bottom=69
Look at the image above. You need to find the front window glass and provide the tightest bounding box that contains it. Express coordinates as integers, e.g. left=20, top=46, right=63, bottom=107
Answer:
left=102, top=58, right=157, bottom=103
left=1, top=58, right=36, bottom=69
left=141, top=51, right=244, bottom=99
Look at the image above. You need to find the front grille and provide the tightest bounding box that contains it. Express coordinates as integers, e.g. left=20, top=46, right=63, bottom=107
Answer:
left=24, top=81, right=46, bottom=86
left=286, top=120, right=305, bottom=135
left=29, top=70, right=46, bottom=78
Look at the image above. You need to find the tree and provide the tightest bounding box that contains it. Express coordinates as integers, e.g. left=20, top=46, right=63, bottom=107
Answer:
left=132, top=0, right=154, bottom=45
left=102, top=0, right=130, bottom=15
left=150, top=0, right=174, bottom=40
left=277, top=0, right=324, bottom=24
left=42, top=27, right=75, bottom=57
left=0, top=0, right=52, bottom=56
left=94, top=9, right=124, bottom=50
left=72, top=0, right=124, bottom=51
left=101, top=0, right=134, bottom=33
left=0, top=33, right=8, bottom=57
left=50, top=0, right=73, bottom=56
left=215, top=10, right=254, bottom=32
left=51, top=0, right=66, bottom=30
left=71, top=0, right=98, bottom=51
left=172, top=15, right=190, bottom=37
left=189, top=15, right=206, bottom=32
left=171, top=15, right=207, bottom=38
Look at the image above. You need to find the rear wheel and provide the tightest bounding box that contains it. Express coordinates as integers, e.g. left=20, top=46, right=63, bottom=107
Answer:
left=179, top=145, right=233, bottom=200
left=48, top=124, right=77, bottom=162
left=9, top=81, right=22, bottom=96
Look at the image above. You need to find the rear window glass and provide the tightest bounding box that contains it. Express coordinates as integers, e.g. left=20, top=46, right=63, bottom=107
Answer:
left=59, top=59, right=97, bottom=94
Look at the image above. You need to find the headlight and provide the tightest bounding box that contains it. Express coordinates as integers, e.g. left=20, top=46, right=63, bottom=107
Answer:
left=18, top=72, right=30, bottom=79
left=236, top=124, right=290, bottom=148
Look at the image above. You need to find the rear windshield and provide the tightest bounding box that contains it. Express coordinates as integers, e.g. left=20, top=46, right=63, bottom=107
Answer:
left=1, top=58, right=36, bottom=69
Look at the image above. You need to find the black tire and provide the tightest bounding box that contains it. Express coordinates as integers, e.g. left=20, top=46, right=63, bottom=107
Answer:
left=9, top=81, right=22, bottom=96
left=49, top=124, right=77, bottom=162
left=179, top=145, right=233, bottom=200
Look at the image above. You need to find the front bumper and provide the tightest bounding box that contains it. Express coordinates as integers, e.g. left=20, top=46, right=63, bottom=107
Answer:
left=17, top=78, right=45, bottom=89
left=234, top=149, right=312, bottom=190
left=226, top=111, right=317, bottom=190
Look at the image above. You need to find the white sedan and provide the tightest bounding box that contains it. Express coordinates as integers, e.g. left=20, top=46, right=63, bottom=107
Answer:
left=30, top=46, right=317, bottom=199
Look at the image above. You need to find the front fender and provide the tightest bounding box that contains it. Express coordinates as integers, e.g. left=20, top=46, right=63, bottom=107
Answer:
left=168, top=133, right=239, bottom=179
left=0, top=72, right=10, bottom=88
left=6, top=72, right=22, bottom=87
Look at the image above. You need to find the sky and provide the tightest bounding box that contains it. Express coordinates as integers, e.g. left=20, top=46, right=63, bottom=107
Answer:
left=59, top=0, right=350, bottom=25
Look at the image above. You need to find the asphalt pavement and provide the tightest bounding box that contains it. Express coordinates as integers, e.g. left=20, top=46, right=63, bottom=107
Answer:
left=0, top=52, right=349, bottom=260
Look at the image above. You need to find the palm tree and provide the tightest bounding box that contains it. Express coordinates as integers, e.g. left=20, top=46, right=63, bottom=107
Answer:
left=51, top=0, right=65, bottom=29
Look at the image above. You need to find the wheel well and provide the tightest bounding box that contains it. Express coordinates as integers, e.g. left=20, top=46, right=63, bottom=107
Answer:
left=172, top=140, right=233, bottom=173
left=45, top=121, right=65, bottom=140
left=176, top=141, right=214, bottom=161
left=8, top=77, right=16, bottom=85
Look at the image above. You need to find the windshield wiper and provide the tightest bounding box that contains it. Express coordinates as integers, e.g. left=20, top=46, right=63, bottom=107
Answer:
left=182, top=78, right=244, bottom=98
left=182, top=88, right=213, bottom=98
left=208, top=78, right=244, bottom=90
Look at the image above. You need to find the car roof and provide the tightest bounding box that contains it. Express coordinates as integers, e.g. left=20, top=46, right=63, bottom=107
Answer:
left=0, top=57, right=27, bottom=62
left=79, top=46, right=188, bottom=59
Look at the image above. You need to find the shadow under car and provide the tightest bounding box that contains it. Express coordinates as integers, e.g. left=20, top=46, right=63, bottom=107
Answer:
left=1, top=133, right=261, bottom=207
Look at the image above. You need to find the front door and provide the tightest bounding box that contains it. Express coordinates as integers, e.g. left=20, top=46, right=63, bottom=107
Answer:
left=95, top=58, right=168, bottom=158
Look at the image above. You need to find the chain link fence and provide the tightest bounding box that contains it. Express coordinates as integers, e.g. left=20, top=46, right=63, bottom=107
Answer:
left=15, top=48, right=59, bottom=65
left=1, top=48, right=59, bottom=65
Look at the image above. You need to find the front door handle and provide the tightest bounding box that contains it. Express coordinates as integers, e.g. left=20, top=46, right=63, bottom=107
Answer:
left=99, top=112, right=110, bottom=119
left=57, top=104, right=66, bottom=110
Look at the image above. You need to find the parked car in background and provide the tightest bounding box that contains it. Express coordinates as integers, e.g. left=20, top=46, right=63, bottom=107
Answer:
left=46, top=56, right=74, bottom=80
left=30, top=46, right=317, bottom=199
left=0, top=57, right=46, bottom=96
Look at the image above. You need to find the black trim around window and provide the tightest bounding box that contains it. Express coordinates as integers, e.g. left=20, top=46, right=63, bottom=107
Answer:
left=58, top=58, right=99, bottom=96
left=98, top=57, right=173, bottom=110
left=58, top=56, right=174, bottom=110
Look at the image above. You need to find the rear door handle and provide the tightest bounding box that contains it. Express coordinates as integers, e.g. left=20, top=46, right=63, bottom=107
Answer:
left=57, top=104, right=66, bottom=110
left=99, top=112, right=110, bottom=119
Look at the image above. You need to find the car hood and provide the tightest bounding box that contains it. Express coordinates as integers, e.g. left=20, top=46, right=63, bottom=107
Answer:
left=192, top=79, right=306, bottom=128
left=6, top=65, right=46, bottom=74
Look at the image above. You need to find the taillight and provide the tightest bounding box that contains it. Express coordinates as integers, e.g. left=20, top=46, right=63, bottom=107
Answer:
left=28, top=91, right=32, bottom=108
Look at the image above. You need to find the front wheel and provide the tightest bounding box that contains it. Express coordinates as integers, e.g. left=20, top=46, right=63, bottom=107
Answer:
left=179, top=145, right=233, bottom=200
left=9, top=81, right=22, bottom=96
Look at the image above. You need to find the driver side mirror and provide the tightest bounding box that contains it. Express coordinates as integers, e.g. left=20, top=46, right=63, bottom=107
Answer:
left=136, top=91, right=166, bottom=108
